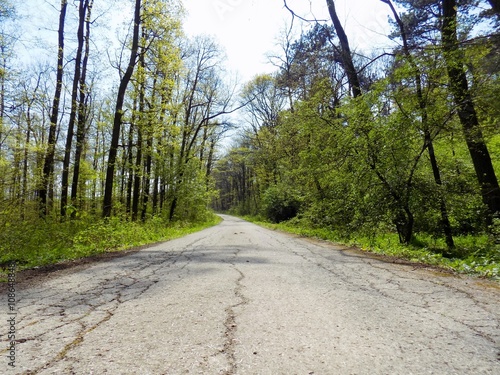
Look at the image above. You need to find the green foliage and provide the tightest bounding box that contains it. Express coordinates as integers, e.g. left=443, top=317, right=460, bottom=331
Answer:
left=261, top=184, right=302, bottom=223
left=214, top=0, right=500, bottom=271
left=171, top=161, right=216, bottom=222
left=0, top=213, right=221, bottom=274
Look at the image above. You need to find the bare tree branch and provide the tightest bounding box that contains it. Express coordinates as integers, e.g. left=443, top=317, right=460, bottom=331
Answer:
left=282, top=0, right=327, bottom=23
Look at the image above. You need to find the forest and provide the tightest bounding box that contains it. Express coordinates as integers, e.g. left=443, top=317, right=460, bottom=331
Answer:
left=0, top=0, right=230, bottom=269
left=212, top=0, right=500, bottom=276
left=0, top=0, right=499, bottom=277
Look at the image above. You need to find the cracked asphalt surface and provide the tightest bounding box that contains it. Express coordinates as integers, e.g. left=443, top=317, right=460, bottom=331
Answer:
left=2, top=214, right=500, bottom=374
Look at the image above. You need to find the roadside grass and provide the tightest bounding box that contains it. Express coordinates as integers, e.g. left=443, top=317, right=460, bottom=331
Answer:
left=0, top=213, right=222, bottom=279
left=242, top=216, right=500, bottom=280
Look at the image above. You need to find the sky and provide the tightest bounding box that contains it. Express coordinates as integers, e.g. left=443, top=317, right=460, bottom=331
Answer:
left=182, top=0, right=396, bottom=83
left=13, top=0, right=396, bottom=86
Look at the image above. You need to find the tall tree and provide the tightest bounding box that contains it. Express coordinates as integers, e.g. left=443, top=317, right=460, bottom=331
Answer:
left=383, top=0, right=454, bottom=247
left=38, top=0, right=67, bottom=216
left=102, top=0, right=142, bottom=218
left=70, top=0, right=94, bottom=213
left=0, top=0, right=16, bottom=204
left=325, top=0, right=418, bottom=243
left=61, top=0, right=90, bottom=217
left=442, top=0, right=500, bottom=222
left=0, top=0, right=15, bottom=154
left=168, top=36, right=234, bottom=221
left=325, top=0, right=361, bottom=98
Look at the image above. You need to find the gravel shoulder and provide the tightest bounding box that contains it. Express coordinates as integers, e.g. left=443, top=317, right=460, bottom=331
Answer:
left=1, top=215, right=499, bottom=374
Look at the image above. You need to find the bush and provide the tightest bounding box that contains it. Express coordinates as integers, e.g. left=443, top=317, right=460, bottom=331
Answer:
left=262, top=185, right=301, bottom=223
left=0, top=212, right=221, bottom=274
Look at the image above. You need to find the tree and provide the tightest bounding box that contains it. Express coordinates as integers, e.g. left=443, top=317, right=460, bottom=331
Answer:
left=38, top=0, right=67, bottom=217
left=61, top=0, right=92, bottom=217
left=130, top=25, right=147, bottom=222
left=442, top=0, right=500, bottom=222
left=102, top=0, right=141, bottom=218
left=241, top=74, right=286, bottom=136
left=0, top=0, right=16, bottom=206
left=0, top=0, right=15, bottom=154
left=70, top=0, right=94, bottom=214
left=325, top=0, right=361, bottom=98
left=383, top=0, right=454, bottom=247
left=325, top=0, right=421, bottom=243
left=168, top=36, right=235, bottom=221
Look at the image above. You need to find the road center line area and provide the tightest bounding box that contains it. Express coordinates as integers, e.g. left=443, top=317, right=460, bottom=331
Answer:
left=2, top=215, right=499, bottom=374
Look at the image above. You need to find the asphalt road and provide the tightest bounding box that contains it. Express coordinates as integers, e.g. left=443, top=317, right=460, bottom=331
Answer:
left=2, top=214, right=499, bottom=374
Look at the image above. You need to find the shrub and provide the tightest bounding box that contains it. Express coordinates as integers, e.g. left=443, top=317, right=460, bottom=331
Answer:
left=262, top=185, right=301, bottom=223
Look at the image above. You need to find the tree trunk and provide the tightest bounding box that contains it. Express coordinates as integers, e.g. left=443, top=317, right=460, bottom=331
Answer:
left=141, top=137, right=152, bottom=221
left=384, top=0, right=454, bottom=247
left=152, top=174, right=159, bottom=214
left=152, top=92, right=169, bottom=215
left=61, top=0, right=88, bottom=217
left=20, top=73, right=43, bottom=218
left=102, top=0, right=141, bottom=218
left=395, top=207, right=414, bottom=245
left=118, top=127, right=128, bottom=204
left=206, top=137, right=215, bottom=188
left=0, top=47, right=6, bottom=155
left=427, top=135, right=455, bottom=248
left=126, top=123, right=135, bottom=215
left=133, top=32, right=147, bottom=221
left=325, top=0, right=361, bottom=98
left=442, top=0, right=500, bottom=222
left=132, top=126, right=142, bottom=221
left=488, top=0, right=500, bottom=16
left=91, top=113, right=101, bottom=215
left=71, top=0, right=92, bottom=215
left=39, top=0, right=67, bottom=217
left=21, top=119, right=31, bottom=219
left=160, top=177, right=166, bottom=212
left=169, top=196, right=178, bottom=222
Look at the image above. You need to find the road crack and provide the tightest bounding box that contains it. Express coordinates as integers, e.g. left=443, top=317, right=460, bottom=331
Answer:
left=222, top=250, right=249, bottom=375
left=4, top=246, right=201, bottom=374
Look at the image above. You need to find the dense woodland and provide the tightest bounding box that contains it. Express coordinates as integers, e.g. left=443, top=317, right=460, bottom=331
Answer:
left=0, top=0, right=499, bottom=271
left=214, top=0, right=500, bottom=254
left=0, top=0, right=236, bottom=266
left=0, top=0, right=235, bottom=221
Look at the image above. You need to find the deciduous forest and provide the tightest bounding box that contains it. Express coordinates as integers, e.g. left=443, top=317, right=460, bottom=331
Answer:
left=0, top=0, right=499, bottom=277
left=0, top=0, right=231, bottom=268
left=213, top=0, right=500, bottom=276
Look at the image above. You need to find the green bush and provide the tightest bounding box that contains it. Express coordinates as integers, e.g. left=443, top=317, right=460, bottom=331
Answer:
left=0, top=212, right=221, bottom=274
left=262, top=185, right=302, bottom=223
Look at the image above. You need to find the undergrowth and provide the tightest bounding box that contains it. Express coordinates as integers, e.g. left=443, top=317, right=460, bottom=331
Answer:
left=0, top=213, right=222, bottom=276
left=243, top=215, right=500, bottom=280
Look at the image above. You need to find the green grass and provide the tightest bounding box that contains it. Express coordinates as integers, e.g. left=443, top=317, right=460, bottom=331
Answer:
left=242, top=216, right=500, bottom=280
left=0, top=213, right=222, bottom=278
